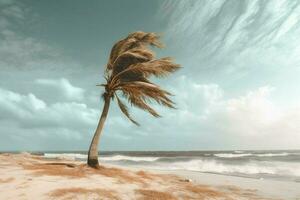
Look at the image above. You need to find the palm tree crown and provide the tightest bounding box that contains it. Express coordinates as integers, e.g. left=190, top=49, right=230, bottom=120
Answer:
left=87, top=31, right=180, bottom=167
left=100, top=31, right=180, bottom=125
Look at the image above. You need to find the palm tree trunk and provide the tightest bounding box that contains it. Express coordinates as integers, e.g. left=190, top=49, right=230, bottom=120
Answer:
left=87, top=96, right=111, bottom=168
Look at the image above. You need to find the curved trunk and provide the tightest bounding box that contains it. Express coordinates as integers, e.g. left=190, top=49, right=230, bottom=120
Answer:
left=87, top=96, right=111, bottom=168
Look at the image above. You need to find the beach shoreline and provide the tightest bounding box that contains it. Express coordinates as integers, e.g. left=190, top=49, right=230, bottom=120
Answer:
left=1, top=153, right=299, bottom=199
left=150, top=169, right=300, bottom=200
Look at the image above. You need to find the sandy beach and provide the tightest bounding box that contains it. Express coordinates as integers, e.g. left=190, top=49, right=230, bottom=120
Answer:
left=1, top=153, right=298, bottom=200
left=153, top=170, right=300, bottom=200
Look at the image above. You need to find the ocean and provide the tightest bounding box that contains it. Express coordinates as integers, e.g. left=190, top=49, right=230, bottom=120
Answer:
left=40, top=150, right=300, bottom=182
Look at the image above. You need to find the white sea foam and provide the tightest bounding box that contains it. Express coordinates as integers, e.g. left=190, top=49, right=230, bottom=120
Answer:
left=151, top=160, right=300, bottom=177
left=100, top=155, right=159, bottom=162
left=214, top=152, right=295, bottom=158
left=255, top=153, right=289, bottom=157
left=214, top=153, right=252, bottom=158
left=44, top=153, right=159, bottom=162
left=44, top=153, right=87, bottom=160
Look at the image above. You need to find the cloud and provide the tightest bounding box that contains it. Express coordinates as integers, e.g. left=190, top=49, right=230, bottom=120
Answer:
left=1, top=3, right=25, bottom=19
left=0, top=87, right=97, bottom=130
left=94, top=75, right=300, bottom=150
left=119, top=76, right=299, bottom=150
left=220, top=86, right=300, bottom=148
left=224, top=86, right=278, bottom=135
left=171, top=77, right=300, bottom=149
left=0, top=0, right=62, bottom=70
left=162, top=0, right=300, bottom=78
left=35, top=78, right=85, bottom=101
left=0, top=1, right=101, bottom=151
left=2, top=77, right=298, bottom=151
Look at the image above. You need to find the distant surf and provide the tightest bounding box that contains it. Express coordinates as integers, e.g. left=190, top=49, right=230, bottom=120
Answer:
left=42, top=150, right=300, bottom=182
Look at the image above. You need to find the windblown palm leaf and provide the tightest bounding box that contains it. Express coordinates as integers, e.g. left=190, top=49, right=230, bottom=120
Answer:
left=103, top=31, right=180, bottom=124
left=115, top=94, right=139, bottom=126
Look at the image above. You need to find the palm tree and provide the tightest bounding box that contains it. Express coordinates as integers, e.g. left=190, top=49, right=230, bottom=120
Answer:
left=87, top=31, right=180, bottom=168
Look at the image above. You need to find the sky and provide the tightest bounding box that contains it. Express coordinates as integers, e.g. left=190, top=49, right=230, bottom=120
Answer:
left=0, top=0, right=300, bottom=151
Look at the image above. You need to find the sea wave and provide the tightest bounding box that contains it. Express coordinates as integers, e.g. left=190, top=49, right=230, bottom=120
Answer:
left=256, top=153, right=289, bottom=157
left=44, top=153, right=87, bottom=160
left=214, top=152, right=296, bottom=158
left=42, top=152, right=300, bottom=180
left=152, top=160, right=300, bottom=177
left=100, top=155, right=159, bottom=162
left=44, top=153, right=159, bottom=162
left=214, top=153, right=252, bottom=158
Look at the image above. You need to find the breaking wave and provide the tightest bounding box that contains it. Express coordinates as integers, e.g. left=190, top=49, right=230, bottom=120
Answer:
left=44, top=153, right=159, bottom=162
left=100, top=155, right=159, bottom=162
left=44, top=153, right=87, bottom=160
left=214, top=153, right=252, bottom=158
left=214, top=152, right=297, bottom=158
left=151, top=160, right=300, bottom=178
left=42, top=151, right=300, bottom=181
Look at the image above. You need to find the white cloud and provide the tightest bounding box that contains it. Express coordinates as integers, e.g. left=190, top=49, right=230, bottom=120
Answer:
left=224, top=86, right=279, bottom=134
left=153, top=0, right=300, bottom=149
left=0, top=87, right=97, bottom=130
left=221, top=87, right=300, bottom=148
left=170, top=77, right=300, bottom=149
left=162, top=0, right=300, bottom=80
left=0, top=1, right=100, bottom=150
left=35, top=78, right=85, bottom=101
left=168, top=76, right=224, bottom=122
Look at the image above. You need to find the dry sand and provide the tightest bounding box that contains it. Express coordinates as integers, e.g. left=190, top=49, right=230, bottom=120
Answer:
left=0, top=153, right=281, bottom=200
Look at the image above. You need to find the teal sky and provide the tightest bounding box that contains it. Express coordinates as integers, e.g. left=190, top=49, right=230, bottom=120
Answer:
left=1, top=0, right=300, bottom=151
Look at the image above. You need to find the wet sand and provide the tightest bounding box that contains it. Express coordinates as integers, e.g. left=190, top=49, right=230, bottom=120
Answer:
left=152, top=169, right=300, bottom=200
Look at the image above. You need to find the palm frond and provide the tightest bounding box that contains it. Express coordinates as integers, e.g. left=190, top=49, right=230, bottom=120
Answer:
left=129, top=95, right=161, bottom=117
left=121, top=87, right=161, bottom=117
left=127, top=31, right=164, bottom=48
left=112, top=48, right=155, bottom=76
left=114, top=57, right=180, bottom=82
left=120, top=81, right=175, bottom=109
left=115, top=94, right=139, bottom=126
left=106, top=31, right=163, bottom=71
